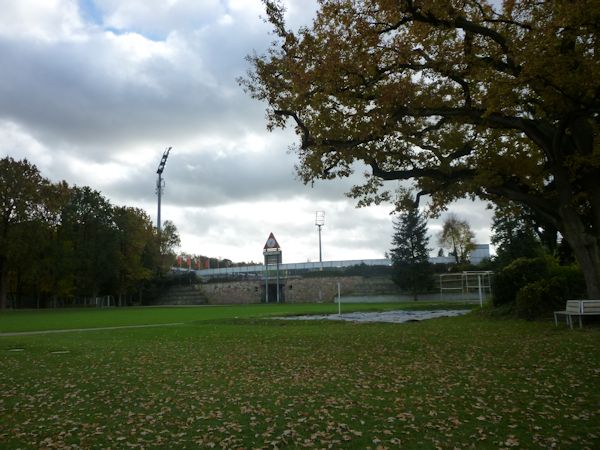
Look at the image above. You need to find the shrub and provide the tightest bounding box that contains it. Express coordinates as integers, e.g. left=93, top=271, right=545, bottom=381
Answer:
left=345, top=264, right=393, bottom=277
left=492, top=256, right=551, bottom=307
left=549, top=265, right=587, bottom=298
left=515, top=265, right=586, bottom=320
left=301, top=268, right=344, bottom=278
left=515, top=278, right=564, bottom=320
left=392, top=261, right=435, bottom=298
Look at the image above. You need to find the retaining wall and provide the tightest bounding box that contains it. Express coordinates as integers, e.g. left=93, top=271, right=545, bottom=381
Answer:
left=160, top=276, right=406, bottom=305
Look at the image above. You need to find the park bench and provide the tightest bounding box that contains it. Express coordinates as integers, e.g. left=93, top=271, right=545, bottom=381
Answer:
left=554, top=300, right=600, bottom=329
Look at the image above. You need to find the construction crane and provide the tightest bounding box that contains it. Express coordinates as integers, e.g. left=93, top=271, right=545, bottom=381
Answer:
left=156, top=146, right=172, bottom=233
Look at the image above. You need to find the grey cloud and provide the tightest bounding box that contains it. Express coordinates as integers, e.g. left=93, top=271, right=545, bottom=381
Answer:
left=105, top=145, right=361, bottom=209
left=0, top=40, right=257, bottom=149
left=0, top=5, right=276, bottom=157
left=97, top=0, right=226, bottom=38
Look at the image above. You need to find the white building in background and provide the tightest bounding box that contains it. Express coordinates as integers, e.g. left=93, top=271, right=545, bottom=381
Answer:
left=469, top=244, right=491, bottom=264
left=429, top=243, right=491, bottom=265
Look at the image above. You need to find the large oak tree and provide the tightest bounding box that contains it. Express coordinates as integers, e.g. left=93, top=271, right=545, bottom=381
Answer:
left=242, top=0, right=600, bottom=297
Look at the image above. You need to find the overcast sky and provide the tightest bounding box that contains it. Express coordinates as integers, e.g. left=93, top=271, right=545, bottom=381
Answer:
left=0, top=0, right=493, bottom=264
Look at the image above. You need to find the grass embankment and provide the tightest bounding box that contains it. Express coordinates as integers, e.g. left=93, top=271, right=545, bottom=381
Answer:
left=1, top=304, right=598, bottom=448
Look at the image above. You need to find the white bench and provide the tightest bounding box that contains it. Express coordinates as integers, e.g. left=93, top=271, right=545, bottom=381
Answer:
left=554, top=300, right=600, bottom=329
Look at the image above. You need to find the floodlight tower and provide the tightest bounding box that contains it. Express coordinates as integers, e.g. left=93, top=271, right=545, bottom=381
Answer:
left=315, top=211, right=325, bottom=264
left=156, top=146, right=172, bottom=233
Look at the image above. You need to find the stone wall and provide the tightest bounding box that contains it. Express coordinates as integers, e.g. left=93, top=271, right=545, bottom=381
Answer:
left=157, top=275, right=487, bottom=305
left=285, top=276, right=359, bottom=303
left=190, top=276, right=404, bottom=305
left=200, top=280, right=261, bottom=304
left=150, top=284, right=208, bottom=305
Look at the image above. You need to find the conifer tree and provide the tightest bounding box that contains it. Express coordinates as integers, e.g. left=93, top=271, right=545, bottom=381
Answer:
left=389, top=206, right=433, bottom=300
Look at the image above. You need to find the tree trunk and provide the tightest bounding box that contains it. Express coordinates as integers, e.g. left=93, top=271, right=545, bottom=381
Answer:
left=560, top=211, right=600, bottom=299
left=0, top=257, right=7, bottom=309
left=551, top=147, right=600, bottom=299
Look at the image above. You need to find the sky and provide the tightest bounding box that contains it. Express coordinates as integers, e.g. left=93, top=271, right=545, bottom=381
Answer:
left=0, top=0, right=493, bottom=264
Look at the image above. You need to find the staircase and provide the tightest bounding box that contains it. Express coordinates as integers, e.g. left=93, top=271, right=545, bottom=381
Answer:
left=154, top=285, right=208, bottom=305
left=348, top=277, right=403, bottom=296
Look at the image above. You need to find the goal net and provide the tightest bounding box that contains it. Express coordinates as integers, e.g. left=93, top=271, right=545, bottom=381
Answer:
left=439, top=271, right=493, bottom=304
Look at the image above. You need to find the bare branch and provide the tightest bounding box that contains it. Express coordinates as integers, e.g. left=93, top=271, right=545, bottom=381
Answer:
left=274, top=109, right=313, bottom=148
left=369, top=160, right=476, bottom=182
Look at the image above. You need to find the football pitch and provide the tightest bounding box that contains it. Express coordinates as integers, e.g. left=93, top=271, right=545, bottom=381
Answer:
left=1, top=303, right=598, bottom=448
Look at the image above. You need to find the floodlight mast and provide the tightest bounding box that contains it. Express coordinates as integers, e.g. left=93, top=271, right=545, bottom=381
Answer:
left=315, top=211, right=325, bottom=264
left=156, top=146, right=172, bottom=234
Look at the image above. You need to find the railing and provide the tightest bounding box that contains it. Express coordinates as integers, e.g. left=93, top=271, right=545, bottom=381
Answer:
left=172, top=258, right=392, bottom=278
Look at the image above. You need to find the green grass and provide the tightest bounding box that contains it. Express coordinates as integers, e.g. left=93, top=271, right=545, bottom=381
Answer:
left=1, top=304, right=598, bottom=449
left=0, top=302, right=475, bottom=333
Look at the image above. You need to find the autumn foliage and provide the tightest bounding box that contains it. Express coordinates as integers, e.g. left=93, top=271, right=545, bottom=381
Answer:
left=242, top=0, right=600, bottom=298
left=0, top=157, right=179, bottom=308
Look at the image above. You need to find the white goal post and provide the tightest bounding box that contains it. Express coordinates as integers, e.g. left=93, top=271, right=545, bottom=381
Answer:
left=95, top=295, right=114, bottom=308
left=439, top=271, right=493, bottom=306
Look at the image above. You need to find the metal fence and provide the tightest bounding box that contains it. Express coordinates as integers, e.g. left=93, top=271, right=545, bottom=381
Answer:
left=173, top=258, right=392, bottom=279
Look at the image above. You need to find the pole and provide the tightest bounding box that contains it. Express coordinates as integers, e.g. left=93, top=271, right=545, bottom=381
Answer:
left=265, top=265, right=269, bottom=304
left=318, top=225, right=322, bottom=263
left=276, top=259, right=280, bottom=303
left=478, top=273, right=483, bottom=307
left=337, top=282, right=341, bottom=316
left=315, top=211, right=324, bottom=269
left=157, top=173, right=162, bottom=233
left=155, top=147, right=171, bottom=234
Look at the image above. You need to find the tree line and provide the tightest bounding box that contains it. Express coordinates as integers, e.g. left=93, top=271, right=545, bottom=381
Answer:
left=0, top=157, right=180, bottom=309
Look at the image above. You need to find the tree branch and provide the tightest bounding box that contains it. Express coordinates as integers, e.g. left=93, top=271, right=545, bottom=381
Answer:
left=402, top=2, right=521, bottom=75
left=390, top=105, right=554, bottom=152
left=369, top=160, right=476, bottom=182
left=483, top=184, right=559, bottom=230
left=274, top=109, right=313, bottom=148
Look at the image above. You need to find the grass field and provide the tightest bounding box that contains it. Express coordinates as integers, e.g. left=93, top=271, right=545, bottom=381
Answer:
left=1, top=303, right=599, bottom=449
